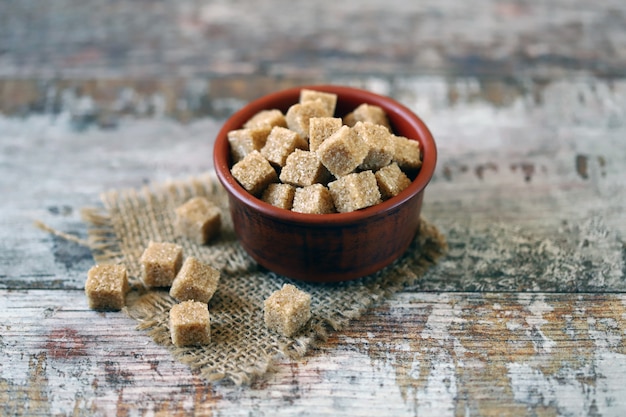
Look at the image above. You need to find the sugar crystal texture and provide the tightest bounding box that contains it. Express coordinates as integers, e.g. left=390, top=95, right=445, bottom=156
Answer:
left=316, top=125, right=368, bottom=177
left=375, top=162, right=412, bottom=200
left=169, top=300, right=211, bottom=347
left=231, top=150, right=278, bottom=196
left=309, top=117, right=342, bottom=152
left=354, top=121, right=394, bottom=170
left=227, top=126, right=272, bottom=163
left=299, top=89, right=338, bottom=116
left=140, top=241, right=184, bottom=287
left=343, top=103, right=391, bottom=130
left=260, top=126, right=308, bottom=167
left=85, top=264, right=129, bottom=310
left=263, top=284, right=311, bottom=337
left=279, top=149, right=331, bottom=187
left=390, top=135, right=422, bottom=171
left=262, top=183, right=296, bottom=210
left=328, top=170, right=382, bottom=213
left=175, top=197, right=221, bottom=245
left=285, top=100, right=330, bottom=139
left=243, top=109, right=287, bottom=130
left=292, top=184, right=336, bottom=214
left=169, top=257, right=220, bottom=303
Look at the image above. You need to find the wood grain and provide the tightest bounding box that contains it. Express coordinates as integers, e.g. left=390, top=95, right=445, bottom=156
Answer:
left=1, top=0, right=625, bottom=78
left=2, top=0, right=626, bottom=415
left=3, top=291, right=626, bottom=416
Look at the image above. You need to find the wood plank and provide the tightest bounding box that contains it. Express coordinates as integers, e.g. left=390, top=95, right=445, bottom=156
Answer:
left=0, top=1, right=624, bottom=79
left=3, top=290, right=626, bottom=415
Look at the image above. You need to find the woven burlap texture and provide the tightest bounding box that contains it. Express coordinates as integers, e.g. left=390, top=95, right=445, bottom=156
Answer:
left=82, top=173, right=447, bottom=385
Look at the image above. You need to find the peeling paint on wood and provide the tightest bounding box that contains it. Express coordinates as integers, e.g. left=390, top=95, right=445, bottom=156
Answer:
left=5, top=291, right=626, bottom=416
left=2, top=0, right=626, bottom=414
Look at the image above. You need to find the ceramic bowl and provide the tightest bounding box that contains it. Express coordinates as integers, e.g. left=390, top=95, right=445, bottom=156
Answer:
left=213, top=85, right=437, bottom=283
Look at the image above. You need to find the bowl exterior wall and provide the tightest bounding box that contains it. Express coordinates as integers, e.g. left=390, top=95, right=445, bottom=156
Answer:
left=228, top=191, right=424, bottom=282
left=214, top=85, right=436, bottom=283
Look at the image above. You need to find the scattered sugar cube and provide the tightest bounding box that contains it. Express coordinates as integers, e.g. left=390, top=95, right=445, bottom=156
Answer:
left=244, top=109, right=287, bottom=130
left=316, top=125, right=368, bottom=177
left=227, top=126, right=272, bottom=163
left=263, top=284, right=311, bottom=337
left=328, top=170, right=382, bottom=213
left=169, top=257, right=220, bottom=303
left=390, top=135, right=422, bottom=171
left=292, top=184, right=335, bottom=214
left=375, top=162, right=412, bottom=200
left=231, top=150, right=278, bottom=196
left=285, top=100, right=330, bottom=139
left=169, top=300, right=211, bottom=347
left=309, top=117, right=342, bottom=152
left=279, top=149, right=331, bottom=187
left=300, top=89, right=338, bottom=116
left=262, top=183, right=296, bottom=210
left=85, top=264, right=129, bottom=311
left=175, top=197, right=221, bottom=245
left=344, top=103, right=391, bottom=130
left=140, top=241, right=184, bottom=288
left=354, top=121, right=394, bottom=170
left=260, top=126, right=308, bottom=167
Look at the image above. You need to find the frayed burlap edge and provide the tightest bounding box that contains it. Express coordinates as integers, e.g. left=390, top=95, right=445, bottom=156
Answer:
left=80, top=172, right=447, bottom=385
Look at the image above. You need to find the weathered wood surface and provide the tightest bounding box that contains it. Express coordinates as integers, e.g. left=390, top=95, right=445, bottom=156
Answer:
left=4, top=290, right=626, bottom=416
left=2, top=1, right=626, bottom=416
left=1, top=0, right=625, bottom=79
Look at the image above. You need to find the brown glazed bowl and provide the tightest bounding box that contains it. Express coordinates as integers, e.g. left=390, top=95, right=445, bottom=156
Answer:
left=213, top=85, right=437, bottom=283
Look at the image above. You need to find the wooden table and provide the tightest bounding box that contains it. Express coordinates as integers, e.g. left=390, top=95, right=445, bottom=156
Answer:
left=2, top=1, right=625, bottom=415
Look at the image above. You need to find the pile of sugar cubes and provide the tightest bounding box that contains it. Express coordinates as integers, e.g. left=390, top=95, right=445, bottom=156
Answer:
left=85, top=196, right=312, bottom=346
left=229, top=89, right=422, bottom=214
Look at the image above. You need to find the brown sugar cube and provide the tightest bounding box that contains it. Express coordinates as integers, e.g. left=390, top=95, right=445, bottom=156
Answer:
left=279, top=149, right=331, bottom=187
left=85, top=264, right=129, bottom=311
left=344, top=103, right=391, bottom=131
left=316, top=125, right=368, bottom=177
left=309, top=117, right=343, bottom=152
left=262, top=183, right=296, bottom=210
left=264, top=283, right=311, bottom=337
left=169, top=300, right=211, bottom=347
left=260, top=126, right=308, bottom=167
left=243, top=109, right=287, bottom=130
left=169, top=257, right=220, bottom=303
left=353, top=121, right=394, bottom=170
left=174, top=197, right=221, bottom=245
left=390, top=135, right=422, bottom=171
left=227, top=126, right=272, bottom=163
left=375, top=162, right=412, bottom=200
left=300, top=89, right=338, bottom=116
left=140, top=241, right=183, bottom=288
left=285, top=100, right=330, bottom=139
left=231, top=150, right=278, bottom=196
left=328, top=170, right=382, bottom=213
left=292, top=184, right=336, bottom=214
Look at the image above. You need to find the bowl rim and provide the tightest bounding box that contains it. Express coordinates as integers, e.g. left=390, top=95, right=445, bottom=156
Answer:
left=213, top=84, right=437, bottom=226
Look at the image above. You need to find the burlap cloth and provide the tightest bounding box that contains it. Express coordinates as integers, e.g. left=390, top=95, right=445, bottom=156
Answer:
left=81, top=173, right=447, bottom=385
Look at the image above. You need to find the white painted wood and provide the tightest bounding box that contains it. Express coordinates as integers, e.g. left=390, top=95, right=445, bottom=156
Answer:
left=1, top=0, right=625, bottom=414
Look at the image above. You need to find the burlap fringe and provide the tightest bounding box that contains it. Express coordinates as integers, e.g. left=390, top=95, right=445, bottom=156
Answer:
left=80, top=207, right=127, bottom=266
left=33, top=220, right=90, bottom=247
